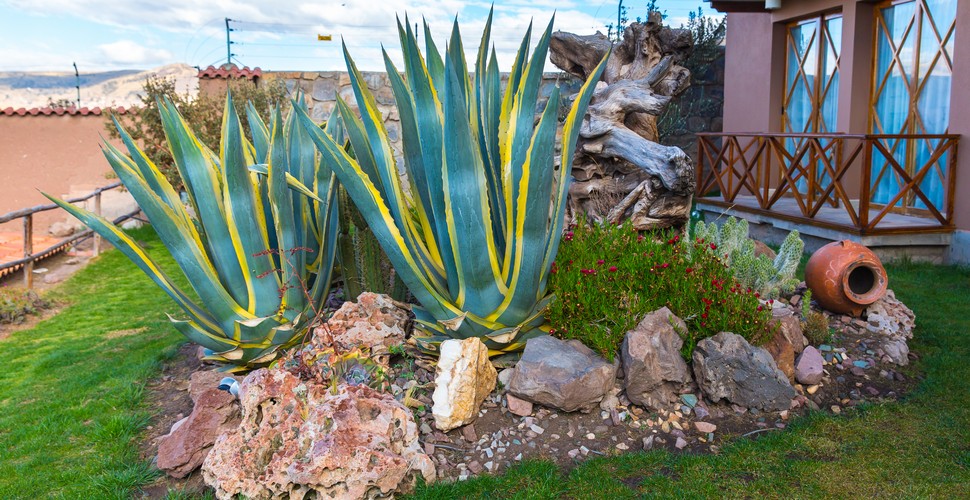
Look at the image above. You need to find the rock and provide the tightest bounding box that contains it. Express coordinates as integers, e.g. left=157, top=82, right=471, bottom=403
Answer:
left=508, top=336, right=616, bottom=412
left=692, top=332, right=796, bottom=411
left=795, top=346, right=825, bottom=386
left=864, top=290, right=915, bottom=365
left=774, top=314, right=808, bottom=354
left=157, top=388, right=240, bottom=478
left=694, top=421, right=717, bottom=433
left=48, top=221, right=78, bottom=238
left=675, top=437, right=688, bottom=449
left=642, top=435, right=655, bottom=450
left=753, top=239, right=776, bottom=260
left=764, top=327, right=796, bottom=382
left=506, top=394, right=534, bottom=417
left=620, top=307, right=693, bottom=409
left=599, top=384, right=621, bottom=411
left=189, top=370, right=242, bottom=404
left=431, top=338, right=497, bottom=431
left=311, top=292, right=409, bottom=359
left=680, top=394, right=698, bottom=408
left=202, top=369, right=434, bottom=499
left=497, top=368, right=514, bottom=388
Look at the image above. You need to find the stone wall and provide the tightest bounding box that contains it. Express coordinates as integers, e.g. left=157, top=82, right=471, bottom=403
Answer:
left=659, top=46, right=725, bottom=161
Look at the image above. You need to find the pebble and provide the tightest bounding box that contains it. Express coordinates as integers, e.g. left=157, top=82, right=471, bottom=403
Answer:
left=831, top=405, right=842, bottom=414
left=694, top=405, right=710, bottom=419
left=806, top=385, right=819, bottom=395
left=866, top=386, right=880, bottom=396
left=468, top=461, right=483, bottom=474
left=616, top=442, right=629, bottom=451
left=643, top=435, right=655, bottom=450
left=594, top=425, right=609, bottom=433
left=580, top=446, right=590, bottom=455
left=462, top=425, right=477, bottom=442
left=483, top=448, right=493, bottom=458
left=694, top=421, right=717, bottom=433
left=420, top=422, right=432, bottom=434
left=853, top=360, right=869, bottom=369
left=484, top=461, right=495, bottom=472
left=529, top=424, right=545, bottom=435
left=514, top=453, right=523, bottom=461
left=675, top=437, right=688, bottom=449
left=568, top=449, right=580, bottom=458
left=680, top=394, right=698, bottom=408
left=586, top=433, right=596, bottom=440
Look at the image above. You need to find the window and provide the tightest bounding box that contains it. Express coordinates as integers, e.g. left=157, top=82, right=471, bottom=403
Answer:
left=870, top=0, right=957, bottom=209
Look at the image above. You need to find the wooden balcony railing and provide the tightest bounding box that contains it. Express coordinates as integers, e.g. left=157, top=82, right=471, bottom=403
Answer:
left=696, top=133, right=960, bottom=235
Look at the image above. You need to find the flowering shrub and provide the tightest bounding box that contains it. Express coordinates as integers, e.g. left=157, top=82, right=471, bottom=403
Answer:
left=547, top=221, right=774, bottom=360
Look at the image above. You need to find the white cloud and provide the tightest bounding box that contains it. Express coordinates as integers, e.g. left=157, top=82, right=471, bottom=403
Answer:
left=97, top=40, right=173, bottom=66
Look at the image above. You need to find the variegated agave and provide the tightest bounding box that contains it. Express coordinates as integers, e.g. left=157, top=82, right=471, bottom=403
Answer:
left=298, top=12, right=608, bottom=356
left=46, top=97, right=341, bottom=372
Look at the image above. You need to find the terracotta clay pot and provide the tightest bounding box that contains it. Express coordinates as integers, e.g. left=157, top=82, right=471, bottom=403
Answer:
left=804, top=240, right=888, bottom=316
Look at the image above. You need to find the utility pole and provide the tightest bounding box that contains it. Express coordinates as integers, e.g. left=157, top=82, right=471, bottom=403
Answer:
left=617, top=0, right=624, bottom=39
left=225, top=18, right=234, bottom=66
left=72, top=62, right=80, bottom=108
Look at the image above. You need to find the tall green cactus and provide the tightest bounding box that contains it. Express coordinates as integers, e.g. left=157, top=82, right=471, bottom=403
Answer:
left=692, top=217, right=803, bottom=299
left=337, top=185, right=407, bottom=302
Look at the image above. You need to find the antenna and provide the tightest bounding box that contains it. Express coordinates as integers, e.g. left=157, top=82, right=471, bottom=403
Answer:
left=225, top=18, right=234, bottom=66
left=72, top=62, right=80, bottom=108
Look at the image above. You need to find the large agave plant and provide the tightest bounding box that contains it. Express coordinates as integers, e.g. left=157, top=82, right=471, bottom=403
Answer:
left=298, top=12, right=608, bottom=356
left=46, top=96, right=341, bottom=372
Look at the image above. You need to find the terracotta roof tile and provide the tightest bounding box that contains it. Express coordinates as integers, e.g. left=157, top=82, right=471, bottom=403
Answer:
left=1, top=106, right=130, bottom=117
left=198, top=65, right=262, bottom=80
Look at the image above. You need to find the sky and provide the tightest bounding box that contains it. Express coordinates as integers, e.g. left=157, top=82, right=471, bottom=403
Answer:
left=0, top=0, right=715, bottom=74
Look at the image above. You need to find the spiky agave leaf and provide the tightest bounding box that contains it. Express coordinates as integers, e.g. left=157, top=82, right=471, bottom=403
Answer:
left=298, top=11, right=609, bottom=355
left=44, top=95, right=341, bottom=372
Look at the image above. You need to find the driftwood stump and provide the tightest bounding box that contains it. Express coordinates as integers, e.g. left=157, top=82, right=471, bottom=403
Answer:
left=551, top=13, right=696, bottom=230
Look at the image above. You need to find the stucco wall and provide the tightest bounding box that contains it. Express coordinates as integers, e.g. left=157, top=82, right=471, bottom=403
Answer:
left=0, top=113, right=121, bottom=233
left=721, top=0, right=970, bottom=235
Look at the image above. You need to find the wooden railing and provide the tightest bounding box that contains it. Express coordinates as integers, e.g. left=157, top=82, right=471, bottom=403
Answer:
left=0, top=182, right=141, bottom=287
left=696, top=133, right=960, bottom=234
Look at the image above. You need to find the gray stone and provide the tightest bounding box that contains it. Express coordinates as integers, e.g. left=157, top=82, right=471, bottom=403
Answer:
left=794, top=346, right=825, bottom=386
left=508, top=336, right=616, bottom=412
left=692, top=332, right=796, bottom=411
left=864, top=290, right=915, bottom=365
left=620, top=307, right=693, bottom=410
left=311, top=77, right=338, bottom=102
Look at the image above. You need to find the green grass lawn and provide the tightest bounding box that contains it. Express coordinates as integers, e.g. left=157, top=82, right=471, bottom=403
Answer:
left=0, top=228, right=967, bottom=498
left=0, top=227, right=184, bottom=498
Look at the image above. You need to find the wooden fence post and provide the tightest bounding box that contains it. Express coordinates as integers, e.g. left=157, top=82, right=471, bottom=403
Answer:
left=23, top=213, right=33, bottom=289
left=93, top=192, right=102, bottom=256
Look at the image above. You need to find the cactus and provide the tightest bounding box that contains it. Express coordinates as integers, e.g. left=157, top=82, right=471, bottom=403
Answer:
left=337, top=186, right=407, bottom=302
left=691, top=216, right=804, bottom=299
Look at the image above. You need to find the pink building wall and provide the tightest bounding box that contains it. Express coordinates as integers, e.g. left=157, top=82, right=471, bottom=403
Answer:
left=720, top=0, right=970, bottom=239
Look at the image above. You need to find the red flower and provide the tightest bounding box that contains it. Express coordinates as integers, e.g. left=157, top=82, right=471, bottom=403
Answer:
left=597, top=259, right=605, bottom=266
left=608, top=266, right=618, bottom=272
left=637, top=235, right=645, bottom=242
left=685, top=267, right=694, bottom=274
left=564, top=231, right=574, bottom=241
left=702, top=313, right=708, bottom=319
left=710, top=243, right=717, bottom=250
left=661, top=263, right=670, bottom=269
left=757, top=305, right=764, bottom=311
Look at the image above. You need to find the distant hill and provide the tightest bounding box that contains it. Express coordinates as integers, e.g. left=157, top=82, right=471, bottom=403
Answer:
left=0, top=63, right=198, bottom=109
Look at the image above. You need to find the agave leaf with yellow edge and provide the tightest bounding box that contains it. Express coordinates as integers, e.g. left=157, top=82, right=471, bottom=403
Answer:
left=44, top=94, right=342, bottom=372
left=298, top=10, right=609, bottom=355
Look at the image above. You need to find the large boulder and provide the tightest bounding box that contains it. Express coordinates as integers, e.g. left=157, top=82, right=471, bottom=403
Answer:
left=508, top=336, right=616, bottom=412
left=864, top=290, right=915, bottom=365
left=157, top=388, right=240, bottom=478
left=431, top=337, right=497, bottom=431
left=692, top=332, right=796, bottom=411
left=620, top=307, right=693, bottom=409
left=315, top=292, right=410, bottom=357
left=202, top=369, right=435, bottom=499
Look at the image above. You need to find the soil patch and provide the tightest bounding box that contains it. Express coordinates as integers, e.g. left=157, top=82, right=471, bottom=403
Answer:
left=135, top=343, right=206, bottom=498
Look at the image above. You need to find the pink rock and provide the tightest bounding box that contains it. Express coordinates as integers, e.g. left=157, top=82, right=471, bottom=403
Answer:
left=795, top=346, right=825, bottom=386
left=157, top=389, right=240, bottom=479
left=506, top=394, right=534, bottom=417
left=694, top=421, right=717, bottom=433
left=202, top=369, right=435, bottom=499
left=188, top=370, right=240, bottom=404
left=320, top=292, right=409, bottom=355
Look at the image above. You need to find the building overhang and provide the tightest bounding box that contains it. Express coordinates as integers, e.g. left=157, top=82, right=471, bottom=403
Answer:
left=706, top=1, right=780, bottom=13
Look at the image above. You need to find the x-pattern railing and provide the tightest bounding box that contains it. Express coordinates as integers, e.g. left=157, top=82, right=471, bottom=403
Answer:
left=697, top=132, right=959, bottom=234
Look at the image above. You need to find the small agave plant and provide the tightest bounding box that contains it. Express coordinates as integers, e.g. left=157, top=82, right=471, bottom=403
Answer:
left=46, top=96, right=342, bottom=372
left=298, top=11, right=608, bottom=356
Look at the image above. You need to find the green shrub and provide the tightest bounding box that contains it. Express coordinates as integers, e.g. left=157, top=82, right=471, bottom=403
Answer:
left=547, top=221, right=773, bottom=360
left=0, top=288, right=51, bottom=324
